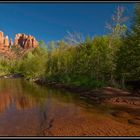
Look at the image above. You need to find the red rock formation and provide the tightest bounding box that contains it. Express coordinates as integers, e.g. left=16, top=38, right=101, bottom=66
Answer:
left=0, top=31, right=6, bottom=47
left=32, top=38, right=38, bottom=48
left=14, top=33, right=38, bottom=49
left=0, top=31, right=10, bottom=48
left=0, top=31, right=38, bottom=59
left=0, top=31, right=13, bottom=59
left=14, top=34, right=20, bottom=47
left=4, top=36, right=9, bottom=47
left=0, top=31, right=4, bottom=47
left=9, top=38, right=13, bottom=47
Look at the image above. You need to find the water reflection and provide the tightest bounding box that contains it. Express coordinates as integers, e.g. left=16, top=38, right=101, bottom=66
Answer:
left=0, top=79, right=84, bottom=113
left=0, top=78, right=138, bottom=116
left=0, top=79, right=140, bottom=136
left=0, top=92, right=13, bottom=113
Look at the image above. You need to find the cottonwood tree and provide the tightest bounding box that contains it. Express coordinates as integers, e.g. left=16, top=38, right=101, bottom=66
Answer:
left=64, top=31, right=84, bottom=46
left=116, top=4, right=140, bottom=87
left=106, top=6, right=128, bottom=86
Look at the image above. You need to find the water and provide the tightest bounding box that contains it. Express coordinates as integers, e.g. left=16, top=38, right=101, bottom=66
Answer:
left=0, top=78, right=140, bottom=136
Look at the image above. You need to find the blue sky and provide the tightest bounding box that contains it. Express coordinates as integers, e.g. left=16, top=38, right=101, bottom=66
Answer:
left=0, top=3, right=135, bottom=44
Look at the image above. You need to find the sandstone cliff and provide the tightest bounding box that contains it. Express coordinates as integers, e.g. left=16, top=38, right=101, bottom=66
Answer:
left=0, top=31, right=38, bottom=59
left=0, top=31, right=9, bottom=48
left=14, top=33, right=38, bottom=49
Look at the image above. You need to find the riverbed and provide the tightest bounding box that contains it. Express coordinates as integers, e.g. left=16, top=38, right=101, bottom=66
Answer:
left=0, top=78, right=140, bottom=136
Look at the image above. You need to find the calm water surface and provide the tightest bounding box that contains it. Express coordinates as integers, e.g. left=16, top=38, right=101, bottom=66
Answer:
left=0, top=79, right=140, bottom=136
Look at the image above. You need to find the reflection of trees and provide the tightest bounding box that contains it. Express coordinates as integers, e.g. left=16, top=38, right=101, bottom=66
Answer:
left=0, top=78, right=105, bottom=115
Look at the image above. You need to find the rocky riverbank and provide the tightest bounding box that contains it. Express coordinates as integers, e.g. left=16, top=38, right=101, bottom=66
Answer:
left=35, top=79, right=140, bottom=109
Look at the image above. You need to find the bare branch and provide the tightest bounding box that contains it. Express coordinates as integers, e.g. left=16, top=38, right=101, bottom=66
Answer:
left=64, top=31, right=84, bottom=46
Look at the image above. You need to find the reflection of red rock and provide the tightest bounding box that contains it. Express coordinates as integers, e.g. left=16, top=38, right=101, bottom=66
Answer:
left=16, top=96, right=37, bottom=110
left=14, top=33, right=38, bottom=49
left=0, top=91, right=13, bottom=113
left=0, top=91, right=37, bottom=112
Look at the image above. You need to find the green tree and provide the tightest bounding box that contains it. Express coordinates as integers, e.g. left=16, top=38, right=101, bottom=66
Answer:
left=116, top=4, right=140, bottom=86
left=106, top=6, right=128, bottom=86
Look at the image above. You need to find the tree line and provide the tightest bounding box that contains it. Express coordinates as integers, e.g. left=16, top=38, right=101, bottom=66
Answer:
left=0, top=4, right=140, bottom=90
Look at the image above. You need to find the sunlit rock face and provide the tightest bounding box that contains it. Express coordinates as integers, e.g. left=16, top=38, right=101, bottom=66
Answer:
left=0, top=31, right=9, bottom=48
left=0, top=31, right=38, bottom=49
left=0, top=31, right=38, bottom=58
left=9, top=38, right=13, bottom=47
left=0, top=31, right=4, bottom=47
left=14, top=33, right=38, bottom=49
left=0, top=31, right=13, bottom=58
left=4, top=36, right=9, bottom=47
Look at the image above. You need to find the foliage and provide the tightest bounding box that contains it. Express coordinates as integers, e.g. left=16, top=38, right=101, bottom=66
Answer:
left=1, top=5, right=140, bottom=91
left=0, top=45, right=48, bottom=80
left=116, top=4, right=140, bottom=85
